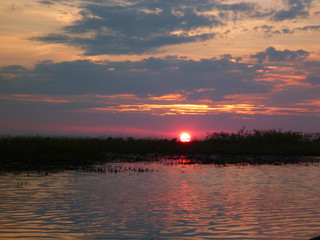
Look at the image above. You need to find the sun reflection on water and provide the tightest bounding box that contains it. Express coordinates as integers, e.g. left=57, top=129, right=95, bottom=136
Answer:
left=0, top=160, right=319, bottom=239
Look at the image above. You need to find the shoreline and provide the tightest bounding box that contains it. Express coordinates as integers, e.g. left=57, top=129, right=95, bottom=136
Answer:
left=1, top=132, right=320, bottom=171
left=1, top=152, right=320, bottom=172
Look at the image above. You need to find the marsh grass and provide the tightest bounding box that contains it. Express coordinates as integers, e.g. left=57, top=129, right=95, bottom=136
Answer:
left=203, top=128, right=320, bottom=155
left=1, top=129, right=320, bottom=170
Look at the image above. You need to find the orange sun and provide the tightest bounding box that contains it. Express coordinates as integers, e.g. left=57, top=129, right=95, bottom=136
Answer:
left=180, top=132, right=191, bottom=142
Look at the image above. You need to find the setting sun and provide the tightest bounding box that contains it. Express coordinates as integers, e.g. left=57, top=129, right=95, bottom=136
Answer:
left=180, top=132, right=191, bottom=142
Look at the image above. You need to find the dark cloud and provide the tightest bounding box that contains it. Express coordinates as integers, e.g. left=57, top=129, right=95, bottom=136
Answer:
left=33, top=0, right=316, bottom=55
left=3, top=48, right=313, bottom=103
left=0, top=65, right=28, bottom=73
left=35, top=1, right=222, bottom=55
left=250, top=24, right=320, bottom=37
left=34, top=33, right=71, bottom=43
left=217, top=2, right=256, bottom=11
left=33, top=0, right=267, bottom=55
left=304, top=61, right=320, bottom=85
left=305, top=75, right=320, bottom=85
left=294, top=25, right=320, bottom=31
left=38, top=1, right=54, bottom=5
left=252, top=25, right=293, bottom=35
left=251, top=47, right=309, bottom=63
left=0, top=56, right=266, bottom=101
left=37, top=0, right=71, bottom=5
left=272, top=0, right=312, bottom=21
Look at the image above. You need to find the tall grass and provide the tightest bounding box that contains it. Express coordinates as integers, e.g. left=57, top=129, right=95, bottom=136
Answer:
left=204, top=128, right=320, bottom=155
left=1, top=129, right=320, bottom=170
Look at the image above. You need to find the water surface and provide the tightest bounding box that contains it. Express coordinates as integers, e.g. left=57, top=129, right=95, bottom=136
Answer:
left=0, top=159, right=319, bottom=239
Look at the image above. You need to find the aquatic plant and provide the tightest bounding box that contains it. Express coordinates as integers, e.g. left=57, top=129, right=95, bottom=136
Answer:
left=0, top=129, right=319, bottom=170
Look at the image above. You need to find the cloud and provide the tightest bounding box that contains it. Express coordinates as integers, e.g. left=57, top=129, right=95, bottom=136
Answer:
left=304, top=61, right=320, bottom=85
left=251, top=47, right=309, bottom=63
left=215, top=2, right=259, bottom=21
left=38, top=0, right=55, bottom=5
left=0, top=94, right=71, bottom=103
left=217, top=2, right=256, bottom=11
left=35, top=1, right=222, bottom=55
left=2, top=47, right=315, bottom=103
left=251, top=25, right=292, bottom=35
left=294, top=25, right=320, bottom=31
left=34, top=0, right=319, bottom=46
left=1, top=47, right=318, bottom=119
left=252, top=24, right=320, bottom=35
left=0, top=55, right=267, bottom=101
left=33, top=0, right=316, bottom=56
left=272, top=0, right=312, bottom=21
left=33, top=0, right=267, bottom=55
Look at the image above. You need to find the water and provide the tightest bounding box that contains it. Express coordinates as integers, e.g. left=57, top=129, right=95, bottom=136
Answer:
left=0, top=159, right=319, bottom=239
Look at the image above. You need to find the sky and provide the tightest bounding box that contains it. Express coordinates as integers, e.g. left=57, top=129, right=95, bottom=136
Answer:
left=0, top=0, right=320, bottom=138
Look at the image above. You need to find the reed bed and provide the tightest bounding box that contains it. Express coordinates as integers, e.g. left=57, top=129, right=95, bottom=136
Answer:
left=1, top=129, right=320, bottom=171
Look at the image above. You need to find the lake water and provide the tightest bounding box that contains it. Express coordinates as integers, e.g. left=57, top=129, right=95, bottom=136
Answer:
left=0, top=158, right=319, bottom=239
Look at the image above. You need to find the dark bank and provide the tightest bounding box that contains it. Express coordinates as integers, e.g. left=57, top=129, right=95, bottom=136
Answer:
left=1, top=129, right=320, bottom=171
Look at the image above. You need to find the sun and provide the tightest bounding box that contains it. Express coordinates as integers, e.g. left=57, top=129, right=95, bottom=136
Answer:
left=180, top=132, right=191, bottom=142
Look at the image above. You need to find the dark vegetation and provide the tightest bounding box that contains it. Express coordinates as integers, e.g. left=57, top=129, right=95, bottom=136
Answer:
left=1, top=129, right=320, bottom=171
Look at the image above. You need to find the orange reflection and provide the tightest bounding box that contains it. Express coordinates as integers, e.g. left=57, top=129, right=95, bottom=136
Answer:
left=93, top=103, right=267, bottom=115
left=148, top=94, right=185, bottom=101
left=2, top=90, right=318, bottom=118
left=96, top=94, right=138, bottom=100
left=93, top=104, right=213, bottom=115
left=255, top=73, right=310, bottom=86
left=92, top=102, right=320, bottom=116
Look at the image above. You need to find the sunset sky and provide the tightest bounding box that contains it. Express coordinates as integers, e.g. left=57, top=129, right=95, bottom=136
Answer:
left=1, top=0, right=319, bottom=138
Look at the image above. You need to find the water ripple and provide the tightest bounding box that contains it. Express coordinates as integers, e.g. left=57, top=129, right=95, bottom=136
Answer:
left=0, top=163, right=319, bottom=239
